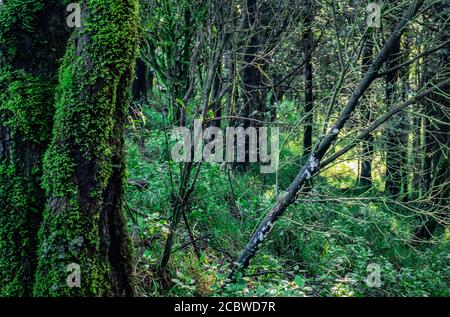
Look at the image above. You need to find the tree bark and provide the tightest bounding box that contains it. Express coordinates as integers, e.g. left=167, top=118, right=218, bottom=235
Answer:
left=303, top=1, right=315, bottom=157
left=131, top=57, right=152, bottom=106
left=33, top=0, right=139, bottom=296
left=385, top=38, right=406, bottom=198
left=358, top=34, right=374, bottom=188
left=0, top=0, right=69, bottom=296
left=240, top=0, right=262, bottom=127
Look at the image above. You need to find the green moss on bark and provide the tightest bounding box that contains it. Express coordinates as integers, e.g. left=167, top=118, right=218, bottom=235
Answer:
left=0, top=0, right=69, bottom=296
left=33, top=0, right=139, bottom=296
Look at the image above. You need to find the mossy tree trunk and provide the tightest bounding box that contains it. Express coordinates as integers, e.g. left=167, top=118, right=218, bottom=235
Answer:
left=33, top=0, right=139, bottom=296
left=0, top=0, right=69, bottom=296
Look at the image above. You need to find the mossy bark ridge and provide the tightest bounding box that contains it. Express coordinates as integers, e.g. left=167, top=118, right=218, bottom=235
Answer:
left=33, top=0, right=139, bottom=296
left=0, top=0, right=69, bottom=296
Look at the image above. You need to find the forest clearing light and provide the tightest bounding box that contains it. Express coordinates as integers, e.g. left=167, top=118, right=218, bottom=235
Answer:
left=171, top=120, right=280, bottom=173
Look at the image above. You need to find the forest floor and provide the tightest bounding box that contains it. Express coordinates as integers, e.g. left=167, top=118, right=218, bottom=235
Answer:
left=124, top=107, right=449, bottom=297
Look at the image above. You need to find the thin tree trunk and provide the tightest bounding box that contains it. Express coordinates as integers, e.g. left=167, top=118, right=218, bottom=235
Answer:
left=211, top=67, right=223, bottom=128
left=385, top=38, right=404, bottom=197
left=303, top=1, right=315, bottom=157
left=358, top=34, right=374, bottom=188
left=411, top=103, right=422, bottom=199
left=240, top=0, right=260, bottom=127
left=131, top=57, right=152, bottom=107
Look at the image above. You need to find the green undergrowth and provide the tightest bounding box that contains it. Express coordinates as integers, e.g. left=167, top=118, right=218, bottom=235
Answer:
left=125, top=107, right=449, bottom=297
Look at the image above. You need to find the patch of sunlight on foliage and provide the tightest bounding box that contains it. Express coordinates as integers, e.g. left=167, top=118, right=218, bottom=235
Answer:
left=331, top=283, right=355, bottom=297
left=321, top=159, right=358, bottom=189
left=284, top=139, right=301, bottom=156
left=264, top=187, right=275, bottom=200
left=444, top=228, right=450, bottom=243
left=390, top=217, right=399, bottom=232
left=371, top=153, right=386, bottom=190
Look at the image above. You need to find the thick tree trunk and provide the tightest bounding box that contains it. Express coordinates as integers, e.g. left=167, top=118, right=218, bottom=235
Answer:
left=33, top=0, right=139, bottom=296
left=0, top=0, right=68, bottom=296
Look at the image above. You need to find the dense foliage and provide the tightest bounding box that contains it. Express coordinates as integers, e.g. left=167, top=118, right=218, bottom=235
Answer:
left=0, top=0, right=448, bottom=297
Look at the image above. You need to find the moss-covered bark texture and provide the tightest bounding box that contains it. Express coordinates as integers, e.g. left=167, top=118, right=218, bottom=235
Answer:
left=0, top=0, right=69, bottom=296
left=32, top=0, right=139, bottom=296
